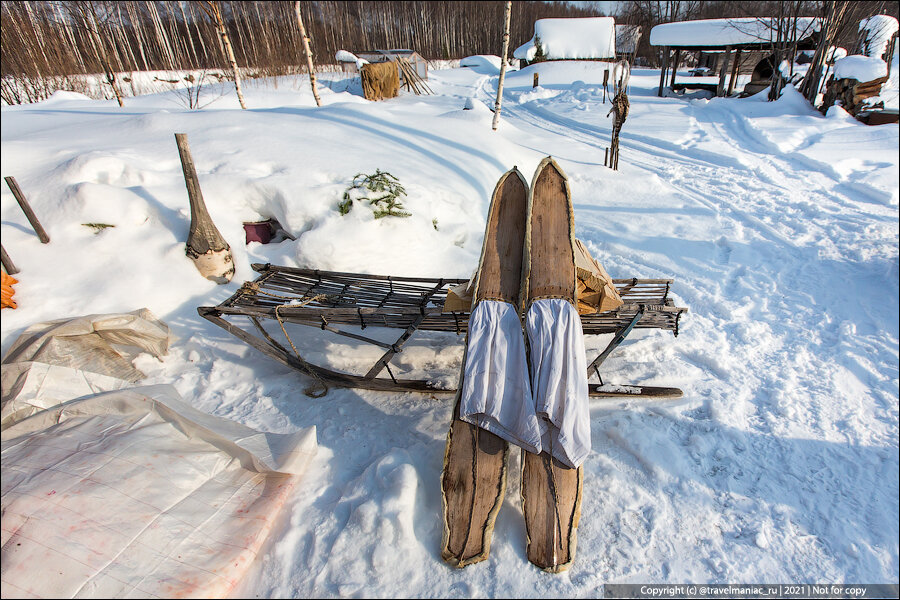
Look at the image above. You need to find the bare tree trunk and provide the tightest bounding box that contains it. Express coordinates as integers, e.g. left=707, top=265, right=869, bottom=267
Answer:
left=85, top=4, right=125, bottom=107
left=294, top=2, right=322, bottom=107
left=202, top=1, right=246, bottom=109
left=800, top=1, right=851, bottom=105
left=492, top=1, right=512, bottom=131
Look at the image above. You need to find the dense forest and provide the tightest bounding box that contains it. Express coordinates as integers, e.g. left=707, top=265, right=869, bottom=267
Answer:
left=0, top=1, right=612, bottom=79
left=1, top=1, right=896, bottom=104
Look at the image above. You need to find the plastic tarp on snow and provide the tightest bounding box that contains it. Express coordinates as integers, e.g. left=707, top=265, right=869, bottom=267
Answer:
left=1, top=309, right=171, bottom=427
left=1, top=311, right=318, bottom=599
left=1, top=309, right=171, bottom=383
left=514, top=17, right=616, bottom=61
left=649, top=17, right=821, bottom=48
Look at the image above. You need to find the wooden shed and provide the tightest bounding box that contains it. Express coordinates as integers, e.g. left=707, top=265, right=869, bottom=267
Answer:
left=649, top=17, right=822, bottom=97
left=514, top=17, right=617, bottom=65
left=356, top=49, right=428, bottom=80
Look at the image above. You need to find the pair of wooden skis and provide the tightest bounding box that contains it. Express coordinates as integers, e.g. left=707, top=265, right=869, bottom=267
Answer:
left=441, top=158, right=582, bottom=573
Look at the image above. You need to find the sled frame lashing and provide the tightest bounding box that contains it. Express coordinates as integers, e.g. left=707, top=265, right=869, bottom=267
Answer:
left=198, top=264, right=688, bottom=398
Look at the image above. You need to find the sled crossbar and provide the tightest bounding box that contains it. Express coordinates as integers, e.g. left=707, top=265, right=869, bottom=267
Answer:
left=199, top=264, right=688, bottom=398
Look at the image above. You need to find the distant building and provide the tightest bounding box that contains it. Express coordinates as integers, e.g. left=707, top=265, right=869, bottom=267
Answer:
left=514, top=17, right=617, bottom=65
left=649, top=17, right=822, bottom=97
left=355, top=49, right=428, bottom=80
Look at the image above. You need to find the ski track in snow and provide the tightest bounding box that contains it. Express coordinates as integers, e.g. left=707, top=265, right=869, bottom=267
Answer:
left=1, top=62, right=897, bottom=596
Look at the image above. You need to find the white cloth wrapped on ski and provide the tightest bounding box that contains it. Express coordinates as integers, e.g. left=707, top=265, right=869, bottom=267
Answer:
left=459, top=301, right=540, bottom=453
left=458, top=299, right=590, bottom=468
left=525, top=299, right=591, bottom=468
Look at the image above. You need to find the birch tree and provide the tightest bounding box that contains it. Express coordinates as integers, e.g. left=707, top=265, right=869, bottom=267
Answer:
left=200, top=1, right=246, bottom=109
left=294, top=1, right=321, bottom=107
left=492, top=1, right=512, bottom=131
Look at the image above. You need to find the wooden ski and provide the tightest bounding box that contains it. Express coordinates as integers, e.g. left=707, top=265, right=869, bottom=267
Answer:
left=521, top=157, right=582, bottom=573
left=440, top=167, right=528, bottom=567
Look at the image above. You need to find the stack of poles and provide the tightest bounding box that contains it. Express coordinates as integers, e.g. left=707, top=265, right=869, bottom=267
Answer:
left=396, top=57, right=433, bottom=95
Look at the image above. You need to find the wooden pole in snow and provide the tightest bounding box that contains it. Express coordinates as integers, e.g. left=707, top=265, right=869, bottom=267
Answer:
left=491, top=1, right=512, bottom=131
left=727, top=48, right=742, bottom=96
left=669, top=48, right=680, bottom=87
left=175, top=133, right=234, bottom=284
left=717, top=46, right=732, bottom=97
left=4, top=177, right=49, bottom=243
left=658, top=47, right=668, bottom=96
left=1, top=244, right=19, bottom=275
left=294, top=1, right=322, bottom=107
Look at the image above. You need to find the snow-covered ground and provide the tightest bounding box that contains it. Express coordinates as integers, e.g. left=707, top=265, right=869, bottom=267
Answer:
left=1, top=55, right=897, bottom=596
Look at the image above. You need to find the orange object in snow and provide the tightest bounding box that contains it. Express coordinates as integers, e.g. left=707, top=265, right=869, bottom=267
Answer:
left=2, top=271, right=18, bottom=309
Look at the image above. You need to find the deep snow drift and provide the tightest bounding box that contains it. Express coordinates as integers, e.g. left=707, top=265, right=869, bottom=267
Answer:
left=1, top=57, right=897, bottom=597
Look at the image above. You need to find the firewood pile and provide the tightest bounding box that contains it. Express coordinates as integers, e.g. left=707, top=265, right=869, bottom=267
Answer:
left=821, top=75, right=889, bottom=116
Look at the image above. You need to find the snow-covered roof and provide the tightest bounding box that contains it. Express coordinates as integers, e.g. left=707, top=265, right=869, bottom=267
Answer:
left=459, top=55, right=502, bottom=70
left=833, top=55, right=888, bottom=82
left=650, top=17, right=820, bottom=48
left=858, top=15, right=899, bottom=58
left=616, top=24, right=642, bottom=55
left=514, top=17, right=616, bottom=61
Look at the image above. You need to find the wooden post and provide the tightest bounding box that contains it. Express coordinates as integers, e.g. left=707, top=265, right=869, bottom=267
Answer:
left=533, top=72, right=539, bottom=88
left=294, top=1, right=322, bottom=107
left=491, top=0, right=512, bottom=131
left=669, top=48, right=681, bottom=87
left=602, top=68, right=609, bottom=103
left=657, top=47, right=669, bottom=96
left=4, top=177, right=49, bottom=243
left=726, top=48, right=742, bottom=96
left=1, top=244, right=19, bottom=275
left=175, top=133, right=234, bottom=284
left=717, top=46, right=732, bottom=97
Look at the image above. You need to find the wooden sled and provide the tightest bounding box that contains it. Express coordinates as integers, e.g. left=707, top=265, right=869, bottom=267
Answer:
left=198, top=264, right=686, bottom=398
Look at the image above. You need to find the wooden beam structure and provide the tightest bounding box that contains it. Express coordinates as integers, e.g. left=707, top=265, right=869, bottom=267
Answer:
left=726, top=48, right=742, bottom=96
left=669, top=48, right=681, bottom=88
left=657, top=47, right=669, bottom=97
left=717, top=46, right=733, bottom=97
